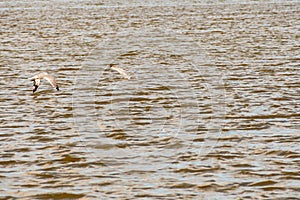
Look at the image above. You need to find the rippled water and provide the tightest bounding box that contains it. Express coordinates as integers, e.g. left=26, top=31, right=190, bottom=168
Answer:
left=1, top=0, right=299, bottom=199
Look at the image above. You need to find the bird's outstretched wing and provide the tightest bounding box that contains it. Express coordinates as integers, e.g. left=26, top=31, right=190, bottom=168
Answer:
left=32, top=79, right=40, bottom=93
left=110, top=64, right=131, bottom=79
left=44, top=75, right=59, bottom=91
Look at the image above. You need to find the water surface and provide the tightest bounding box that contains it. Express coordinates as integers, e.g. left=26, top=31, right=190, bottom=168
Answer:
left=0, top=0, right=299, bottom=199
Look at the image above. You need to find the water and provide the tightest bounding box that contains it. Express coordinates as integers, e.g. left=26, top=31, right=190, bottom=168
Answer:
left=1, top=1, right=299, bottom=199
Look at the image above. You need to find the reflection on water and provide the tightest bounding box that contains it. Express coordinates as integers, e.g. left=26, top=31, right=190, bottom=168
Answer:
left=1, top=0, right=299, bottom=199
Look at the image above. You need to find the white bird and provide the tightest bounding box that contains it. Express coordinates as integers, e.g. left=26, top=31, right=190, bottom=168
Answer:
left=109, top=64, right=131, bottom=80
left=29, top=72, right=59, bottom=93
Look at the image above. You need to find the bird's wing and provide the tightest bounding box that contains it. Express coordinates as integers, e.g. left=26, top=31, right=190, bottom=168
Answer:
left=44, top=75, right=59, bottom=91
left=32, top=79, right=40, bottom=93
left=34, top=78, right=40, bottom=86
left=111, top=66, right=131, bottom=79
left=43, top=75, right=57, bottom=88
left=33, top=85, right=39, bottom=93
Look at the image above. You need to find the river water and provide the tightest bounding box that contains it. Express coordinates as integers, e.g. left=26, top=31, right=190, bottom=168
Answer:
left=1, top=0, right=299, bottom=199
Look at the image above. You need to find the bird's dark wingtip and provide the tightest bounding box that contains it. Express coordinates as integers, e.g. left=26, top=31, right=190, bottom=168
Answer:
left=56, top=86, right=59, bottom=91
left=33, top=86, right=38, bottom=93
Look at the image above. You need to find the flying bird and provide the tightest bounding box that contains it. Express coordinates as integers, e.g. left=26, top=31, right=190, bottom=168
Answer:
left=109, top=64, right=131, bottom=80
left=29, top=72, right=59, bottom=93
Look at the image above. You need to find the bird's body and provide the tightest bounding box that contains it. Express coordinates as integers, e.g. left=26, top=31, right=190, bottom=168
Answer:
left=29, top=72, right=59, bottom=93
left=109, top=64, right=131, bottom=80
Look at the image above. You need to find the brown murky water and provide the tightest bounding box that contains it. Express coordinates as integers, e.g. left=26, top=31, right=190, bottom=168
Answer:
left=1, top=0, right=299, bottom=199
